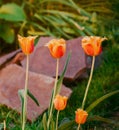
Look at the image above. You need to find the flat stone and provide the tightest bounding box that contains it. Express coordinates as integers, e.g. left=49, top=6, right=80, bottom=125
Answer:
left=0, top=64, right=72, bottom=121
left=21, top=37, right=87, bottom=81
left=0, top=49, right=24, bottom=69
left=86, top=54, right=103, bottom=69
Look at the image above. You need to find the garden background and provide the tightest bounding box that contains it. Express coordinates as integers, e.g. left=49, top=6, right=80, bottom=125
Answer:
left=0, top=0, right=119, bottom=129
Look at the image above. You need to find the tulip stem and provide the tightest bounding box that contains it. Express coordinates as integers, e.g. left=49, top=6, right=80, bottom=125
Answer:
left=82, top=56, right=95, bottom=109
left=77, top=124, right=80, bottom=130
left=4, top=120, right=6, bottom=130
left=47, top=58, right=59, bottom=129
left=22, top=55, right=29, bottom=130
left=56, top=110, right=60, bottom=130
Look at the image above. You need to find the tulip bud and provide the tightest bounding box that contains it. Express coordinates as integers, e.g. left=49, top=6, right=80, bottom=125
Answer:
left=82, top=36, right=107, bottom=56
left=75, top=109, right=88, bottom=124
left=54, top=94, right=68, bottom=111
left=45, top=39, right=66, bottom=58
left=18, top=35, right=36, bottom=55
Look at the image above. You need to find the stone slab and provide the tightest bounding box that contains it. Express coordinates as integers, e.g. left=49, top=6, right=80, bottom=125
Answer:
left=0, top=64, right=72, bottom=121
left=21, top=37, right=87, bottom=81
left=0, top=49, right=24, bottom=70
left=0, top=49, right=21, bottom=65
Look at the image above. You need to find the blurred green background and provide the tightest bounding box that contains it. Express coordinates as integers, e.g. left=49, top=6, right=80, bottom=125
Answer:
left=0, top=0, right=119, bottom=129
left=0, top=0, right=119, bottom=53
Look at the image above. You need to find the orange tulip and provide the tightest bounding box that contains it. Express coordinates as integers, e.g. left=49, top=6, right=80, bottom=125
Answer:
left=75, top=109, right=88, bottom=124
left=54, top=94, right=68, bottom=111
left=18, top=35, right=36, bottom=55
left=82, top=36, right=106, bottom=56
left=45, top=39, right=66, bottom=58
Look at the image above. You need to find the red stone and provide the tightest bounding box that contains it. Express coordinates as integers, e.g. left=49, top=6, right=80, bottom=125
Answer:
left=0, top=49, right=21, bottom=65
left=0, top=64, right=72, bottom=120
left=0, top=49, right=24, bottom=70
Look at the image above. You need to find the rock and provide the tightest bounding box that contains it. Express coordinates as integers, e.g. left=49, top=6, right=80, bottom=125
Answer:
left=0, top=49, right=23, bottom=69
left=21, top=37, right=87, bottom=81
left=10, top=52, right=25, bottom=64
left=86, top=54, right=103, bottom=69
left=0, top=64, right=72, bottom=121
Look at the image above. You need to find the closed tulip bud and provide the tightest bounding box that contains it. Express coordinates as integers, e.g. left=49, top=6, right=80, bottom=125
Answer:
left=18, top=35, right=36, bottom=55
left=54, top=94, right=68, bottom=111
left=75, top=109, right=88, bottom=124
left=82, top=36, right=107, bottom=56
left=45, top=39, right=66, bottom=58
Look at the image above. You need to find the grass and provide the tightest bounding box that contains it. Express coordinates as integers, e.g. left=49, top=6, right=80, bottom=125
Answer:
left=62, top=43, right=119, bottom=129
left=0, top=44, right=119, bottom=129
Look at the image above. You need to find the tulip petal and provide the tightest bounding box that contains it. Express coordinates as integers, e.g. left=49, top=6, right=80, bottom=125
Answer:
left=82, top=36, right=106, bottom=56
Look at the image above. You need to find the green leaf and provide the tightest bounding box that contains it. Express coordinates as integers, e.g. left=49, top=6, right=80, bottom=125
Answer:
left=18, top=89, right=24, bottom=122
left=90, top=115, right=119, bottom=126
left=68, top=0, right=91, bottom=18
left=0, top=3, right=26, bottom=22
left=40, top=0, right=91, bottom=18
left=42, top=113, right=47, bottom=130
left=27, top=89, right=40, bottom=106
left=62, top=27, right=75, bottom=34
left=50, top=119, right=55, bottom=130
left=58, top=120, right=75, bottom=130
left=0, top=123, right=4, bottom=130
left=0, top=24, right=14, bottom=43
left=48, top=53, right=71, bottom=114
left=42, top=16, right=72, bottom=39
left=55, top=52, right=71, bottom=95
left=86, top=90, right=119, bottom=112
left=39, top=10, right=84, bottom=20
left=18, top=89, right=39, bottom=122
left=38, top=121, right=44, bottom=130
left=61, top=15, right=86, bottom=36
left=31, top=22, right=55, bottom=37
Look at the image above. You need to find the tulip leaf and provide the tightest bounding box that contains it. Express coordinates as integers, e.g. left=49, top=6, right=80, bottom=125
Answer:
left=0, top=3, right=26, bottom=22
left=18, top=89, right=39, bottom=122
left=86, top=90, right=119, bottom=112
left=58, top=120, right=75, bottom=130
left=89, top=115, right=119, bottom=126
left=0, top=123, right=4, bottom=130
left=30, top=22, right=55, bottom=37
left=27, top=89, right=40, bottom=106
left=42, top=113, right=47, bottom=130
left=48, top=52, right=71, bottom=114
left=55, top=52, right=71, bottom=95
left=50, top=118, right=55, bottom=130
left=18, top=89, right=24, bottom=122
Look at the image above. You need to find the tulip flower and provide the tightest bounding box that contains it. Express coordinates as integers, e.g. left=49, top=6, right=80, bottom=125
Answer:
left=18, top=34, right=37, bottom=130
left=18, top=35, right=36, bottom=55
left=75, top=109, right=88, bottom=124
left=54, top=94, right=68, bottom=130
left=46, top=38, right=66, bottom=129
left=82, top=36, right=106, bottom=56
left=54, top=94, right=68, bottom=111
left=81, top=36, right=107, bottom=112
left=45, top=38, right=66, bottom=58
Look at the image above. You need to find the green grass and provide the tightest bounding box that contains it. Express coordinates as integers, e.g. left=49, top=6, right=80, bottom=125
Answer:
left=61, top=44, right=119, bottom=129
left=0, top=44, right=119, bottom=129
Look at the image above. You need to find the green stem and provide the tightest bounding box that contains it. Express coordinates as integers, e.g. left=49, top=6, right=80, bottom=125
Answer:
left=77, top=124, right=80, bottom=130
left=22, top=55, right=29, bottom=130
left=4, top=120, right=6, bottom=130
left=47, top=59, right=59, bottom=129
left=82, top=56, right=95, bottom=109
left=56, top=110, right=60, bottom=130
left=18, top=21, right=27, bottom=35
